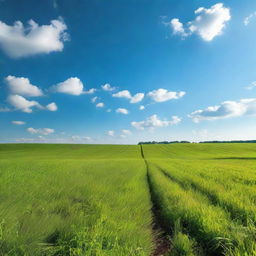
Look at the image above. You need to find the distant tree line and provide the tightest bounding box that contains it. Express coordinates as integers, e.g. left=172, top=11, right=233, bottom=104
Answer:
left=138, top=141, right=190, bottom=145
left=138, top=140, right=256, bottom=145
left=199, top=140, right=256, bottom=143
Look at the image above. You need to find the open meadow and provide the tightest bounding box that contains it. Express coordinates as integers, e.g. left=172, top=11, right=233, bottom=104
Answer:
left=0, top=143, right=256, bottom=256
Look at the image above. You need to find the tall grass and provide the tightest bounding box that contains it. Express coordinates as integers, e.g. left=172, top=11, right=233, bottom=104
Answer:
left=0, top=145, right=153, bottom=255
left=147, top=162, right=256, bottom=256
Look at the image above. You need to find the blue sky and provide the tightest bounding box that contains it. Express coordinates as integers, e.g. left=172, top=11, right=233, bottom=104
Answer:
left=1, top=0, right=256, bottom=144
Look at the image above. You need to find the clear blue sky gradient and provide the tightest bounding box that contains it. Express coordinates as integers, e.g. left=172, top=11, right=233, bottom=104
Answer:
left=1, top=0, right=256, bottom=143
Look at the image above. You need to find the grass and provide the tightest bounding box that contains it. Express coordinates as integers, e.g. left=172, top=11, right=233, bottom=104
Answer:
left=0, top=144, right=153, bottom=256
left=0, top=143, right=256, bottom=255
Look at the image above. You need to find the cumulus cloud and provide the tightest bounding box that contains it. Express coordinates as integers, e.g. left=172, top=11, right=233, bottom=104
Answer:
left=0, top=18, right=68, bottom=58
left=113, top=90, right=131, bottom=99
left=46, top=102, right=58, bottom=111
left=7, top=94, right=57, bottom=113
left=112, top=90, right=144, bottom=103
left=116, top=108, right=129, bottom=114
left=96, top=102, right=104, bottom=108
left=131, top=114, right=181, bottom=130
left=27, top=127, right=55, bottom=135
left=102, top=83, right=116, bottom=91
left=106, top=130, right=115, bottom=136
left=12, top=121, right=25, bottom=125
left=139, top=105, right=145, bottom=110
left=51, top=77, right=84, bottom=95
left=170, top=18, right=187, bottom=37
left=244, top=12, right=256, bottom=26
left=130, top=93, right=144, bottom=103
left=169, top=3, right=231, bottom=41
left=7, top=94, right=42, bottom=113
left=189, top=98, right=256, bottom=122
left=148, top=89, right=185, bottom=102
left=5, top=75, right=43, bottom=97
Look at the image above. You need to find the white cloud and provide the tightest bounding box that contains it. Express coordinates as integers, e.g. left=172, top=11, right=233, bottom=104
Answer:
left=189, top=98, right=256, bottom=122
left=170, top=18, right=187, bottom=37
left=5, top=75, right=43, bottom=97
left=51, top=77, right=84, bottom=95
left=46, top=102, right=58, bottom=111
left=7, top=94, right=42, bottom=113
left=116, top=108, right=129, bottom=114
left=27, top=127, right=54, bottom=135
left=139, top=105, right=145, bottom=110
left=246, top=81, right=256, bottom=90
left=131, top=114, right=181, bottom=130
left=130, top=93, right=144, bottom=103
left=7, top=94, right=56, bottom=113
left=84, top=88, right=96, bottom=94
left=106, top=130, right=115, bottom=136
left=96, top=102, right=104, bottom=108
left=0, top=18, right=68, bottom=58
left=148, top=89, right=185, bottom=102
left=169, top=3, right=231, bottom=41
left=91, top=96, right=98, bottom=103
left=102, top=83, right=115, bottom=91
left=121, top=129, right=131, bottom=135
left=112, top=90, right=144, bottom=103
left=113, top=90, right=131, bottom=99
left=244, top=12, right=256, bottom=26
left=12, top=121, right=25, bottom=125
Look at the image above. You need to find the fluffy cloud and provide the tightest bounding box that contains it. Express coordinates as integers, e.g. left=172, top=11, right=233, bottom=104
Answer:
left=0, top=18, right=68, bottom=58
left=139, top=105, right=145, bottom=110
left=27, top=127, right=55, bottom=135
left=189, top=98, right=256, bottom=122
left=96, top=102, right=104, bottom=108
left=106, top=130, right=115, bottom=136
left=7, top=94, right=57, bottom=113
left=169, top=3, right=231, bottom=41
left=170, top=18, right=187, bottom=36
left=148, top=89, right=185, bottom=102
left=12, top=121, right=25, bottom=125
left=51, top=77, right=84, bottom=95
left=7, top=94, right=42, bottom=113
left=116, top=108, right=129, bottom=114
left=112, top=90, right=144, bottom=103
left=131, top=114, right=181, bottom=130
left=113, top=90, right=131, bottom=99
left=5, top=75, right=43, bottom=97
left=244, top=12, right=256, bottom=26
left=130, top=93, right=144, bottom=103
left=46, top=102, right=58, bottom=111
left=102, top=83, right=116, bottom=91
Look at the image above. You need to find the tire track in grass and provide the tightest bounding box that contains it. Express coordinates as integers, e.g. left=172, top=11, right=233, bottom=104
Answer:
left=154, top=163, right=255, bottom=226
left=140, top=145, right=171, bottom=256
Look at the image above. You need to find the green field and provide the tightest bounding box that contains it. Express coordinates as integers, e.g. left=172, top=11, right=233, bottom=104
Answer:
left=0, top=143, right=256, bottom=256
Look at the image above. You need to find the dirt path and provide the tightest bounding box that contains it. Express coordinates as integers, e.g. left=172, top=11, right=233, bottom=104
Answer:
left=140, top=145, right=170, bottom=256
